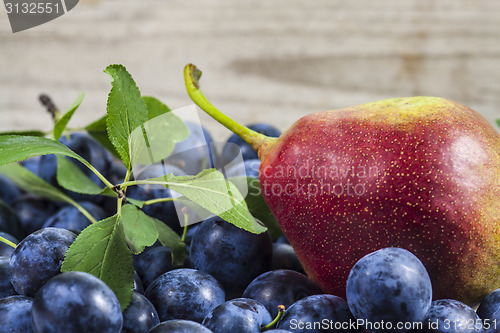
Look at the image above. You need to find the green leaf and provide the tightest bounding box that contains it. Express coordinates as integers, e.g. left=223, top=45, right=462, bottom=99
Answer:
left=53, top=93, right=85, bottom=140
left=143, top=96, right=171, bottom=119
left=147, top=170, right=267, bottom=234
left=121, top=204, right=159, bottom=254
left=0, top=162, right=79, bottom=203
left=61, top=214, right=134, bottom=311
left=85, top=116, right=120, bottom=158
left=497, top=119, right=500, bottom=128
left=56, top=156, right=105, bottom=195
left=244, top=177, right=282, bottom=241
left=0, top=163, right=99, bottom=224
left=153, top=218, right=186, bottom=266
left=0, top=135, right=89, bottom=168
left=0, top=130, right=46, bottom=136
left=129, top=111, right=189, bottom=167
left=104, top=64, right=149, bottom=169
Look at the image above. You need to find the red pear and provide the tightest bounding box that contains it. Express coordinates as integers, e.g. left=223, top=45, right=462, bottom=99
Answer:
left=184, top=64, right=500, bottom=307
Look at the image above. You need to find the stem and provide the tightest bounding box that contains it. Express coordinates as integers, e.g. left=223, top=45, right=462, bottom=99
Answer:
left=83, top=162, right=114, bottom=190
left=0, top=236, right=17, bottom=249
left=142, top=197, right=175, bottom=206
left=181, top=224, right=188, bottom=243
left=184, top=64, right=276, bottom=154
left=70, top=199, right=97, bottom=224
left=120, top=180, right=169, bottom=189
left=261, top=305, right=286, bottom=331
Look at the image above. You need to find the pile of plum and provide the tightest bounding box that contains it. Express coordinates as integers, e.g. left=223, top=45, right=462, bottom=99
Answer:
left=1, top=123, right=499, bottom=333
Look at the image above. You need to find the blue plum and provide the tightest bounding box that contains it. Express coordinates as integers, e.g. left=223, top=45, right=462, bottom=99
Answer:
left=32, top=271, right=123, bottom=333
left=9, top=227, right=77, bottom=297
left=271, top=243, right=304, bottom=274
left=0, top=175, right=21, bottom=206
left=149, top=319, right=213, bottom=332
left=190, top=216, right=272, bottom=298
left=165, top=121, right=216, bottom=175
left=0, top=295, right=34, bottom=333
left=242, top=269, right=321, bottom=318
left=11, top=195, right=59, bottom=237
left=276, top=294, right=358, bottom=333
left=0, top=200, right=22, bottom=239
left=420, top=299, right=482, bottom=333
left=133, top=245, right=184, bottom=289
left=122, top=291, right=160, bottom=333
left=43, top=201, right=108, bottom=233
left=134, top=270, right=145, bottom=294
left=346, top=247, right=432, bottom=332
left=202, top=298, right=272, bottom=333
left=127, top=163, right=185, bottom=234
left=477, top=288, right=500, bottom=333
left=145, top=268, right=225, bottom=323
left=58, top=132, right=113, bottom=186
left=0, top=257, right=16, bottom=298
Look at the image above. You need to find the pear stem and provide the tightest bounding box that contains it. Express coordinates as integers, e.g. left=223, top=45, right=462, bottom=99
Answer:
left=184, top=64, right=273, bottom=154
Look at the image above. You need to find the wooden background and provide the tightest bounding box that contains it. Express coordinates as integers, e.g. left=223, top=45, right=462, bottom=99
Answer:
left=1, top=0, right=499, bottom=140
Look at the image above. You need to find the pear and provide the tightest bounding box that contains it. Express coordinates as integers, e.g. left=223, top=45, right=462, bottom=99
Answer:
left=184, top=64, right=500, bottom=307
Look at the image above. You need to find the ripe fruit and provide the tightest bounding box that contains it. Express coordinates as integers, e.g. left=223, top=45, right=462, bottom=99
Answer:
left=144, top=268, right=225, bottom=323
left=420, top=299, right=482, bottom=333
left=189, top=215, right=272, bottom=297
left=184, top=64, right=500, bottom=307
left=0, top=296, right=34, bottom=333
left=202, top=298, right=272, bottom=333
left=9, top=227, right=77, bottom=297
left=242, top=269, right=322, bottom=318
left=32, top=271, right=123, bottom=333
left=346, top=247, right=432, bottom=330
left=149, top=319, right=213, bottom=332
left=121, top=291, right=160, bottom=333
left=276, top=294, right=357, bottom=332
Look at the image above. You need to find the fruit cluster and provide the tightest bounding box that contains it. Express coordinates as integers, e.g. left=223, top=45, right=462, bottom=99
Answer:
left=1, top=63, right=499, bottom=332
left=0, top=126, right=499, bottom=333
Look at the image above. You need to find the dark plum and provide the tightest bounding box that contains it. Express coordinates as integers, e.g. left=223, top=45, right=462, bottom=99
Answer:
left=190, top=216, right=272, bottom=298
left=0, top=231, right=17, bottom=257
left=145, top=268, right=225, bottom=323
left=276, top=294, right=358, bottom=333
left=9, top=227, right=77, bottom=297
left=0, top=295, right=34, bottom=333
left=58, top=132, right=113, bottom=186
left=0, top=200, right=22, bottom=239
left=420, top=299, right=482, bottom=333
left=0, top=175, right=21, bottom=206
left=133, top=245, right=184, bottom=289
left=0, top=257, right=16, bottom=298
left=11, top=195, right=59, bottom=237
left=127, top=163, right=185, bottom=234
left=149, top=319, right=213, bottom=332
left=271, top=243, right=304, bottom=274
left=122, top=291, right=160, bottom=333
left=477, top=288, right=500, bottom=332
left=220, top=123, right=281, bottom=164
left=202, top=298, right=272, bottom=333
left=134, top=270, right=145, bottom=294
left=165, top=121, right=216, bottom=175
left=20, top=155, right=41, bottom=175
left=43, top=201, right=108, bottom=233
left=346, top=247, right=432, bottom=332
left=38, top=133, right=112, bottom=186
left=242, top=269, right=321, bottom=318
left=32, top=271, right=123, bottom=333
